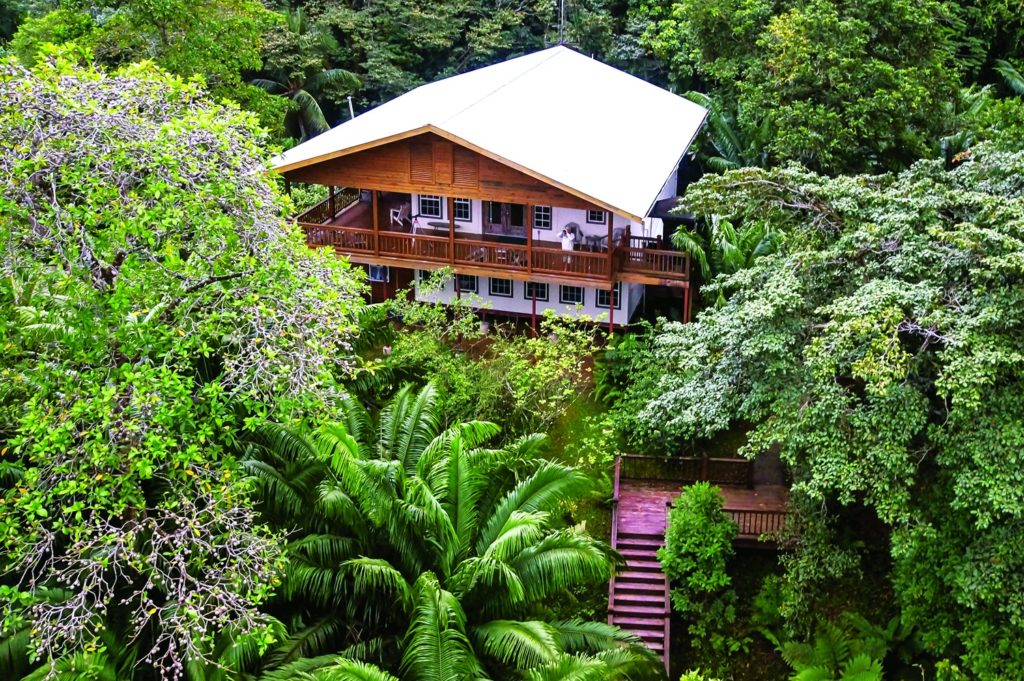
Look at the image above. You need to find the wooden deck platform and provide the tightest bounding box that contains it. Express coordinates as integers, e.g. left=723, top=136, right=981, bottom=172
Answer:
left=608, top=457, right=789, bottom=674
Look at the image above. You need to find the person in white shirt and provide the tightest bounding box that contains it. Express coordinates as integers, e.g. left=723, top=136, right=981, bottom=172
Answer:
left=560, top=228, right=575, bottom=269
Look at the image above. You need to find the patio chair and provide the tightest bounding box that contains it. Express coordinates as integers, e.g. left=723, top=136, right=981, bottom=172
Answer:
left=390, top=202, right=411, bottom=228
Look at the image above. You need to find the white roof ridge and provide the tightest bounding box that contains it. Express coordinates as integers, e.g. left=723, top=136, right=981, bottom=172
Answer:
left=435, top=46, right=566, bottom=126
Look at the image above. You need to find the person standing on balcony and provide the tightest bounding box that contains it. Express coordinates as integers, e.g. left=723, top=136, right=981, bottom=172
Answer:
left=560, top=227, right=575, bottom=269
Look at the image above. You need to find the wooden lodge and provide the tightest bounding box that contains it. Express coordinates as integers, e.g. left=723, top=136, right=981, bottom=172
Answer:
left=272, top=46, right=709, bottom=328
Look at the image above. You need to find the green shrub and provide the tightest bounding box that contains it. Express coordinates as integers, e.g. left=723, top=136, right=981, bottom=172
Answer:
left=658, top=483, right=747, bottom=665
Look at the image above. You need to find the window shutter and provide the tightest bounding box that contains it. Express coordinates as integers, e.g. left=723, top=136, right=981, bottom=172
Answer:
left=410, top=142, right=434, bottom=183
left=453, top=147, right=479, bottom=188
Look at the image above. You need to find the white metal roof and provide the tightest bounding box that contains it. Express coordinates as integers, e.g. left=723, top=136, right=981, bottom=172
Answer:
left=270, top=46, right=707, bottom=221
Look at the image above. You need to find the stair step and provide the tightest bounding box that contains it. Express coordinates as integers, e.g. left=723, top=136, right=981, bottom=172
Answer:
left=610, top=615, right=664, bottom=629
left=614, top=591, right=666, bottom=602
left=617, top=535, right=664, bottom=547
left=617, top=570, right=666, bottom=583
left=610, top=593, right=667, bottom=606
left=636, top=629, right=666, bottom=643
left=619, top=547, right=660, bottom=559
left=613, top=581, right=666, bottom=594
left=642, top=640, right=665, bottom=653
left=624, top=559, right=662, bottom=571
left=611, top=603, right=669, bottom=616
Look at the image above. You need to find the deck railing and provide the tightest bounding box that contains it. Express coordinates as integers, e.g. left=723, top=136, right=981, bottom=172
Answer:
left=728, top=509, right=788, bottom=539
left=619, top=453, right=753, bottom=487
left=620, top=246, right=690, bottom=278
left=299, top=214, right=690, bottom=283
left=453, top=240, right=529, bottom=270
left=532, top=247, right=610, bottom=278
left=378, top=232, right=450, bottom=262
left=301, top=223, right=374, bottom=252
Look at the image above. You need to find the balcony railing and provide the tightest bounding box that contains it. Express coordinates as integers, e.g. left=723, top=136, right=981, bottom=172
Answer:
left=297, top=207, right=690, bottom=284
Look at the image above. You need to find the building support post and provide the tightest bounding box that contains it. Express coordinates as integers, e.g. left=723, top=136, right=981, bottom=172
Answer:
left=606, top=210, right=614, bottom=280
left=284, top=178, right=291, bottom=197
left=371, top=190, right=380, bottom=256
left=448, top=196, right=455, bottom=265
left=329, top=185, right=336, bottom=218
left=531, top=287, right=537, bottom=337
left=609, top=283, right=615, bottom=333
left=683, top=285, right=691, bottom=323
left=455, top=273, right=461, bottom=300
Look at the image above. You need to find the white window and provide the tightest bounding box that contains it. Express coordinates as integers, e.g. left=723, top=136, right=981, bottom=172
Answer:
left=453, top=198, right=472, bottom=221
left=533, top=205, right=552, bottom=230
left=596, top=283, right=622, bottom=309
left=559, top=285, right=585, bottom=305
left=525, top=281, right=549, bottom=301
left=368, top=265, right=389, bottom=283
left=419, top=195, right=442, bottom=218
left=456, top=274, right=478, bottom=293
left=489, top=278, right=513, bottom=297
left=586, top=209, right=606, bottom=224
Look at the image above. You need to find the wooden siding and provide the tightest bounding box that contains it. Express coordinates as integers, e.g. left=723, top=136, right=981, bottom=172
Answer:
left=285, top=132, right=602, bottom=211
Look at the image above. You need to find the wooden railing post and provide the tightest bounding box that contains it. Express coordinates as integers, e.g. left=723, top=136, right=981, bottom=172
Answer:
left=606, top=210, right=614, bottom=280
left=526, top=203, right=533, bottom=275
left=371, top=190, right=379, bottom=256
left=447, top=196, right=455, bottom=265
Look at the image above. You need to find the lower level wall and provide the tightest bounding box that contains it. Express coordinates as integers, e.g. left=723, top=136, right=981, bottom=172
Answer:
left=412, top=270, right=636, bottom=324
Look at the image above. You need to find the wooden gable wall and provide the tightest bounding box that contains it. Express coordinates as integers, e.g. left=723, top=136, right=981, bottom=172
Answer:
left=284, top=132, right=601, bottom=211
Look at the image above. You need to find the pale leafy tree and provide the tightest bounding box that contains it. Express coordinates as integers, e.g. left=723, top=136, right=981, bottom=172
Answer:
left=624, top=147, right=1024, bottom=677
left=243, top=384, right=660, bottom=681
left=0, top=51, right=364, bottom=679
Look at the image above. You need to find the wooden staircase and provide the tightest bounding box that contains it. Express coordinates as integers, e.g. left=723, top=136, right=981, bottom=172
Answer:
left=608, top=458, right=672, bottom=672
left=608, top=529, right=671, bottom=667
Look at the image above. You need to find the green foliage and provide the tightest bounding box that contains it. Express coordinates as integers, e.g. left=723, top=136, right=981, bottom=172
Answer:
left=628, top=147, right=1024, bottom=676
left=633, top=0, right=959, bottom=173
left=251, top=7, right=361, bottom=141
left=773, top=613, right=912, bottom=681
left=242, top=384, right=659, bottom=679
left=658, top=483, right=745, bottom=667
left=362, top=287, right=599, bottom=435
left=0, top=54, right=363, bottom=677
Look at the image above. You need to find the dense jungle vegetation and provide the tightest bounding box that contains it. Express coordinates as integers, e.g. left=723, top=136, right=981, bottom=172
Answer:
left=1, top=1, right=1023, bottom=680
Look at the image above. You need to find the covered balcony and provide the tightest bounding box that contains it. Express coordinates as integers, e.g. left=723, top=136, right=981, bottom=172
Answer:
left=295, top=189, right=691, bottom=287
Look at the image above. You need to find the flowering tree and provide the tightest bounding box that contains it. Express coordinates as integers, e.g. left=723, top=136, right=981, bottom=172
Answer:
left=0, top=51, right=364, bottom=679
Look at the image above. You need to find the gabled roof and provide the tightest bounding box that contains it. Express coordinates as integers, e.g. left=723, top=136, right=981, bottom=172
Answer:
left=270, top=46, right=707, bottom=222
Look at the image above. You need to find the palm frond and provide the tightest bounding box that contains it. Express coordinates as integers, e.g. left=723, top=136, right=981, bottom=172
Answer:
left=249, top=77, right=287, bottom=94
left=400, top=573, right=478, bottom=681
left=994, top=59, right=1024, bottom=96
left=300, top=659, right=399, bottom=681
left=472, top=619, right=560, bottom=668
left=340, top=557, right=412, bottom=612
left=476, top=463, right=591, bottom=555
left=306, top=68, right=362, bottom=96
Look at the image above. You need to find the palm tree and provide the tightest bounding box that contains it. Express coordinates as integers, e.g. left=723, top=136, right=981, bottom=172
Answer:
left=683, top=92, right=770, bottom=172
left=671, top=217, right=779, bottom=305
left=243, top=384, right=659, bottom=680
left=251, top=8, right=360, bottom=141
left=994, top=59, right=1024, bottom=97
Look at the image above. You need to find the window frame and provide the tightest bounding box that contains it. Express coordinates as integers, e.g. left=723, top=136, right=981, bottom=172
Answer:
left=368, top=265, right=389, bottom=283
left=524, top=281, right=549, bottom=301
left=453, top=197, right=472, bottom=222
left=456, top=274, right=478, bottom=294
left=488, top=278, right=514, bottom=298
left=533, top=205, right=552, bottom=230
left=559, top=285, right=585, bottom=306
left=586, top=209, right=606, bottom=224
left=419, top=194, right=443, bottom=218
left=596, top=283, right=622, bottom=309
